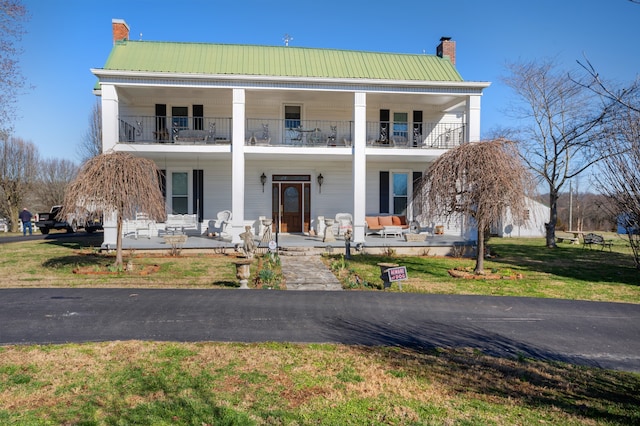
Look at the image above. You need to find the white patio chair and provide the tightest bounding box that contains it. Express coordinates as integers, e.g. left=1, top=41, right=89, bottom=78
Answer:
left=133, top=212, right=155, bottom=239
left=208, top=210, right=232, bottom=238
left=334, top=213, right=353, bottom=236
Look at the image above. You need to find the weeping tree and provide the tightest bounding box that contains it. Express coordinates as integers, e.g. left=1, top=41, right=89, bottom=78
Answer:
left=416, top=139, right=534, bottom=274
left=60, top=152, right=166, bottom=269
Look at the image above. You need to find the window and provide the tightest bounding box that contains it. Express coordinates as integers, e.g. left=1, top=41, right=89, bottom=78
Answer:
left=393, top=112, right=408, bottom=139
left=172, top=106, right=188, bottom=132
left=392, top=172, right=408, bottom=215
left=171, top=172, right=189, bottom=214
left=285, top=105, right=301, bottom=129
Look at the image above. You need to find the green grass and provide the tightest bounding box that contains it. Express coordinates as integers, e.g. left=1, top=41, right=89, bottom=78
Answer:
left=0, top=341, right=638, bottom=425
left=325, top=236, right=640, bottom=303
left=1, top=233, right=637, bottom=302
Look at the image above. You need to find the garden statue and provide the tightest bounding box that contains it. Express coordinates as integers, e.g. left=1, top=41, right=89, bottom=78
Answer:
left=240, top=225, right=257, bottom=258
left=344, top=228, right=352, bottom=259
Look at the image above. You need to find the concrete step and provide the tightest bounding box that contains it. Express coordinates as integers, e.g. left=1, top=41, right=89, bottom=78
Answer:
left=278, top=247, right=326, bottom=256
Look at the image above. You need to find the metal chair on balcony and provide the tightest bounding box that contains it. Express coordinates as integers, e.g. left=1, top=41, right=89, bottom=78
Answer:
left=248, top=124, right=271, bottom=145
left=286, top=127, right=303, bottom=145
left=153, top=128, right=170, bottom=143
left=326, top=126, right=337, bottom=146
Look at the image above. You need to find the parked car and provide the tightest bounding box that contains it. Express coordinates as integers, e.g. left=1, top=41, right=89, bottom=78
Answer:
left=35, top=206, right=103, bottom=234
left=0, top=218, right=8, bottom=232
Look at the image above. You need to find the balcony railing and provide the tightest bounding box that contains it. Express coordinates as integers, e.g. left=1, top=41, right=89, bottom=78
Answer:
left=119, top=116, right=233, bottom=144
left=366, top=122, right=466, bottom=149
left=118, top=116, right=465, bottom=148
left=245, top=119, right=354, bottom=147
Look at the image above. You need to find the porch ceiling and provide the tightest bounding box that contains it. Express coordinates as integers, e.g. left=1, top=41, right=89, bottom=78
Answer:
left=115, top=86, right=470, bottom=110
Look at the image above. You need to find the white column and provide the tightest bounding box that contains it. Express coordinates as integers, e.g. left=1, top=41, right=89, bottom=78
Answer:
left=466, top=94, right=482, bottom=142
left=352, top=92, right=367, bottom=243
left=230, top=88, right=246, bottom=244
left=100, top=84, right=119, bottom=247
left=101, top=84, right=119, bottom=152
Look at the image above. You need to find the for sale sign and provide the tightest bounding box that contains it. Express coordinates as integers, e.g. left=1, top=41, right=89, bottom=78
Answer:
left=385, top=266, right=408, bottom=281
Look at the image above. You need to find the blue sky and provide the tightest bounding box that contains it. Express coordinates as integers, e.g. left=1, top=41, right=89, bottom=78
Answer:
left=14, top=0, right=640, bottom=161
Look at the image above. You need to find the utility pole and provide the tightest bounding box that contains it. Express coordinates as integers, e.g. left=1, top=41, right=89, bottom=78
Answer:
left=569, top=180, right=573, bottom=231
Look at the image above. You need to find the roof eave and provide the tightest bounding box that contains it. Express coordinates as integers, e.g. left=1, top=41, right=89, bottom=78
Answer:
left=90, top=68, right=491, bottom=90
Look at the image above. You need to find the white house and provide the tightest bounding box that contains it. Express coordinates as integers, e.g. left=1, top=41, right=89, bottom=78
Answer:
left=92, top=19, right=491, bottom=246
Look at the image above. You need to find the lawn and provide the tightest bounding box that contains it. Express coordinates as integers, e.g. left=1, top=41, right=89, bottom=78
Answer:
left=1, top=341, right=639, bottom=425
left=1, top=232, right=638, bottom=304
left=0, top=232, right=639, bottom=424
left=325, top=235, right=640, bottom=304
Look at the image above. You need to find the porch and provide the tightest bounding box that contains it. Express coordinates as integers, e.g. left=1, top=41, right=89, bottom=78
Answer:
left=118, top=116, right=466, bottom=150
left=111, top=231, right=471, bottom=257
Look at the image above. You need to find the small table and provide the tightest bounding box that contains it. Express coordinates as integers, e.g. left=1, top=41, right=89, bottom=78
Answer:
left=381, top=226, right=403, bottom=238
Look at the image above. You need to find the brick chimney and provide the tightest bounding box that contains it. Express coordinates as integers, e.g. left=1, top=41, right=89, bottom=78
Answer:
left=436, top=36, right=456, bottom=66
left=112, top=19, right=129, bottom=45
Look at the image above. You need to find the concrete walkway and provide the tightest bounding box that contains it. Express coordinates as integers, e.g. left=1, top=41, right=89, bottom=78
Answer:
left=280, top=255, right=343, bottom=291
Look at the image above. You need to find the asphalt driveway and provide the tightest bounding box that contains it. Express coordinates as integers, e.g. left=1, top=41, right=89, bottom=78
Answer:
left=1, top=288, right=639, bottom=372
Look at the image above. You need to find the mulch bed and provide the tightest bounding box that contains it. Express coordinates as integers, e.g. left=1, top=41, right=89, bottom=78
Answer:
left=448, top=267, right=523, bottom=280
left=72, top=264, right=161, bottom=275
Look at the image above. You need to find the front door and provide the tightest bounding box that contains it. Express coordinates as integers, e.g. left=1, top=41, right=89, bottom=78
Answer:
left=280, top=183, right=302, bottom=232
left=271, top=175, right=311, bottom=233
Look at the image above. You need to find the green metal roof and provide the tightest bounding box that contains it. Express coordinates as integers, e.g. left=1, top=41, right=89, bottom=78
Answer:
left=102, top=40, right=464, bottom=82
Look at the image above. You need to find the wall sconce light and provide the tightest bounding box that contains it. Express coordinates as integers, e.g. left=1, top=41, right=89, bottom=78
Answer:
left=260, top=172, right=267, bottom=192
left=317, top=173, right=324, bottom=193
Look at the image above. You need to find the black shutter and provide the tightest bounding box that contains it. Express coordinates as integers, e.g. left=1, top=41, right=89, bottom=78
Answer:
left=379, top=171, right=389, bottom=214
left=413, top=171, right=423, bottom=216
left=412, top=171, right=423, bottom=191
left=413, top=110, right=423, bottom=147
left=155, top=104, right=167, bottom=131
left=159, top=169, right=166, bottom=200
left=192, top=169, right=204, bottom=222
left=379, top=109, right=390, bottom=142
left=193, top=104, right=203, bottom=130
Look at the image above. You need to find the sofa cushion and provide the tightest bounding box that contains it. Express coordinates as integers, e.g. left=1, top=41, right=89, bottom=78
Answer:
left=365, top=216, right=381, bottom=230
left=392, top=215, right=408, bottom=227
left=378, top=216, right=394, bottom=226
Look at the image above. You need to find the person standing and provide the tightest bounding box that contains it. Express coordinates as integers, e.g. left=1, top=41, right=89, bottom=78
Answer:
left=19, top=207, right=33, bottom=236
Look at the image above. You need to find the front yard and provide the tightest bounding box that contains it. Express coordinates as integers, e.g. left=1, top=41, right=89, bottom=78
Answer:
left=0, top=232, right=638, bottom=304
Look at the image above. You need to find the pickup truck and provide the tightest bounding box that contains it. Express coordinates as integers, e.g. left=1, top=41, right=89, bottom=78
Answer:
left=35, top=205, right=103, bottom=235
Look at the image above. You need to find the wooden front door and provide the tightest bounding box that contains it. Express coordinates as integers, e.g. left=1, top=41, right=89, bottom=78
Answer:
left=273, top=183, right=301, bottom=232
left=272, top=179, right=311, bottom=233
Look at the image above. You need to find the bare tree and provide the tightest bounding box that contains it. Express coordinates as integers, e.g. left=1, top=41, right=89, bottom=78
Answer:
left=61, top=152, right=166, bottom=268
left=34, top=158, right=78, bottom=211
left=0, top=137, right=39, bottom=231
left=0, top=0, right=29, bottom=140
left=576, top=56, right=640, bottom=115
left=503, top=59, right=617, bottom=248
left=594, top=94, right=640, bottom=269
left=416, top=139, right=534, bottom=274
left=77, top=100, right=102, bottom=162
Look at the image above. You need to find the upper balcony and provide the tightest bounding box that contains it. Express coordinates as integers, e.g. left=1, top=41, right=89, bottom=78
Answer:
left=118, top=116, right=466, bottom=149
